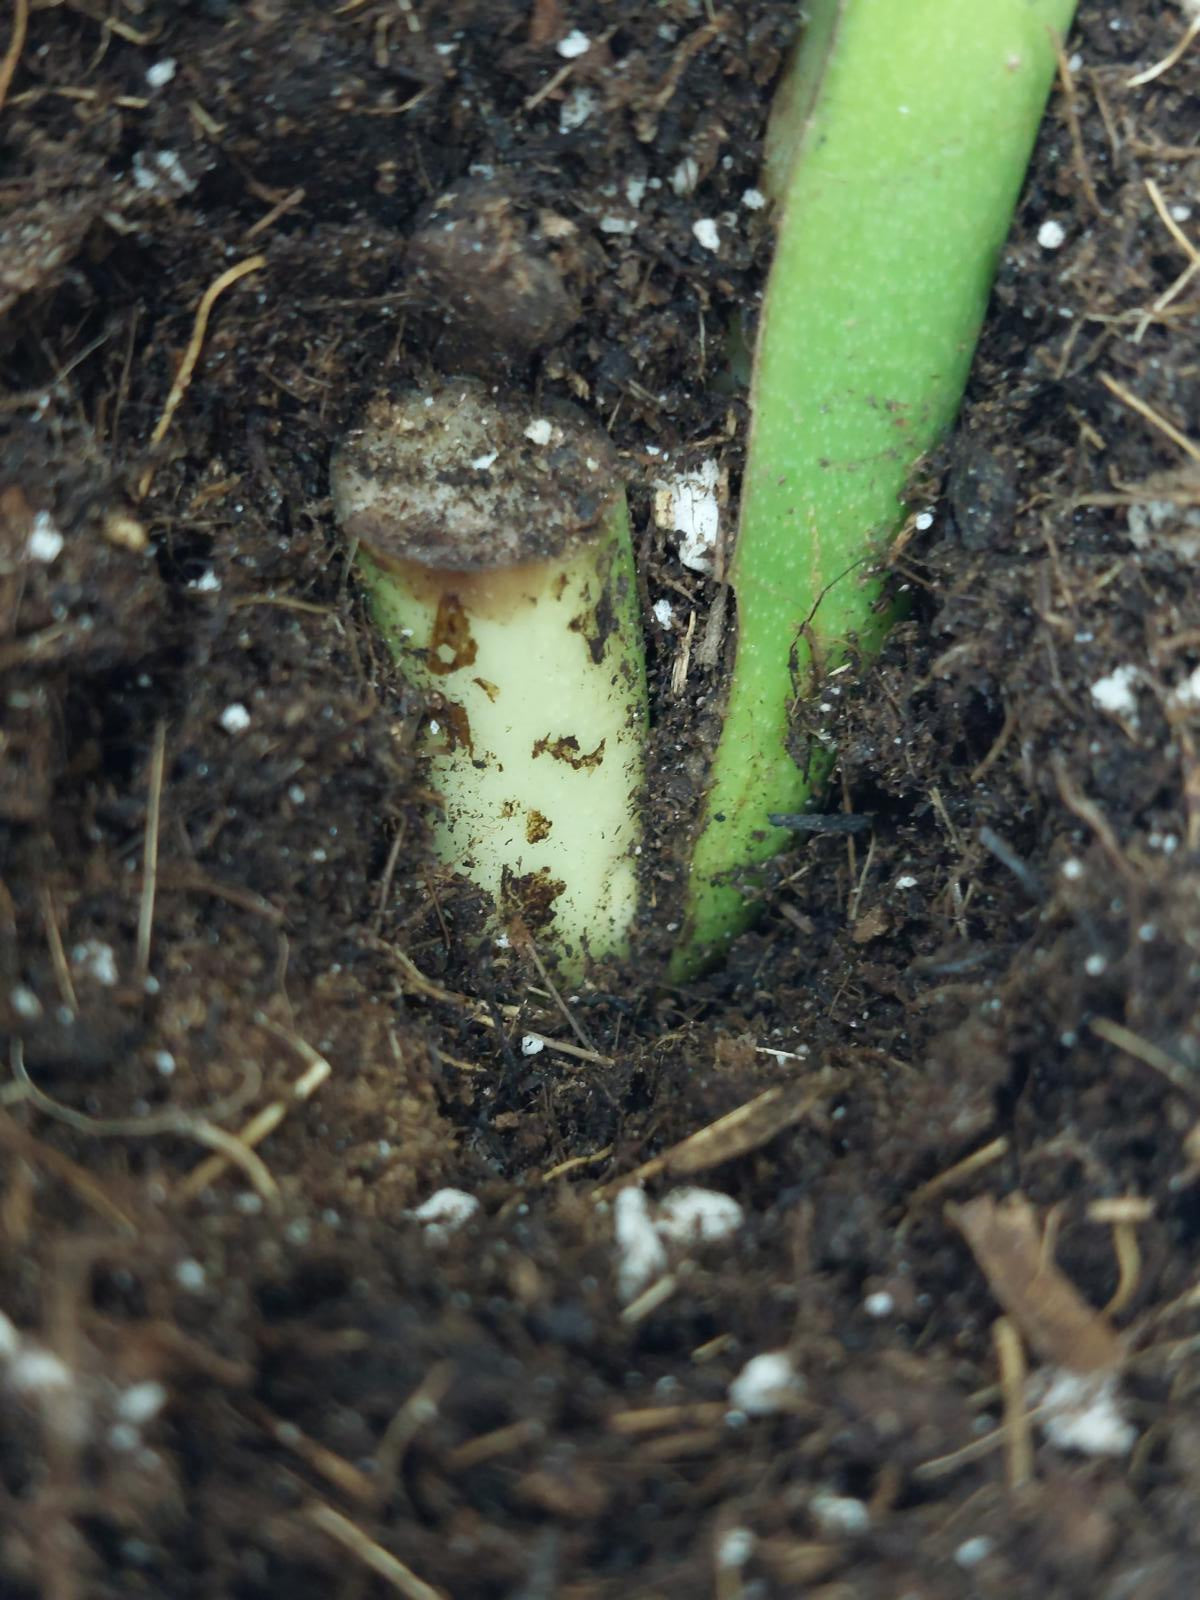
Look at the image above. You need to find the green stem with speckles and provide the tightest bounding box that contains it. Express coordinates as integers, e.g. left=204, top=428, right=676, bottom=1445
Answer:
left=669, top=0, right=1078, bottom=981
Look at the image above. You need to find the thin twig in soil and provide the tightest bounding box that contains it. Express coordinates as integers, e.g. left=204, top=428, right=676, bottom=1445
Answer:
left=914, top=1390, right=1073, bottom=1483
left=432, top=1046, right=485, bottom=1073
left=1089, top=1016, right=1200, bottom=1102
left=978, top=826, right=1043, bottom=900
left=373, top=823, right=406, bottom=933
left=242, top=1398, right=376, bottom=1503
left=229, top=592, right=333, bottom=615
left=444, top=1417, right=543, bottom=1471
left=928, top=783, right=965, bottom=856
left=1053, top=35, right=1103, bottom=219
left=137, top=255, right=267, bottom=498
left=1089, top=1200, right=1147, bottom=1319
left=243, top=185, right=306, bottom=242
left=769, top=812, right=873, bottom=834
left=846, top=830, right=877, bottom=928
left=1051, top=753, right=1134, bottom=882
left=670, top=606, right=696, bottom=696
left=175, top=1119, right=281, bottom=1202
left=37, top=886, right=78, bottom=1014
left=1099, top=372, right=1200, bottom=465
left=621, top=1273, right=678, bottom=1325
left=598, top=1083, right=826, bottom=1196
left=518, top=931, right=597, bottom=1054
left=523, top=60, right=574, bottom=113
left=174, top=1017, right=331, bottom=1204
left=374, top=941, right=613, bottom=1064
left=0, top=1109, right=134, bottom=1232
left=539, top=1145, right=614, bottom=1183
left=1133, top=179, right=1200, bottom=342
left=696, top=586, right=729, bottom=668
left=920, top=1416, right=1015, bottom=1486
left=422, top=871, right=453, bottom=953
left=1144, top=670, right=1200, bottom=850
left=1126, top=11, right=1200, bottom=87
left=900, top=1136, right=1010, bottom=1223
left=1125, top=1274, right=1200, bottom=1357
left=305, top=1499, right=448, bottom=1600
left=6, top=1040, right=262, bottom=1128
left=131, top=1319, right=252, bottom=1388
left=374, top=1361, right=454, bottom=1505
left=0, top=0, right=28, bottom=115
left=951, top=1194, right=1122, bottom=1375
left=993, top=1316, right=1033, bottom=1489
left=373, top=942, right=469, bottom=1007
left=158, top=865, right=285, bottom=921
left=9, top=82, right=146, bottom=110
left=969, top=700, right=1017, bottom=784
left=650, top=13, right=730, bottom=113
left=637, top=1427, right=723, bottom=1461
left=7, top=1041, right=279, bottom=1202
left=135, top=719, right=167, bottom=982
left=608, top=1401, right=727, bottom=1434
left=1145, top=178, right=1199, bottom=266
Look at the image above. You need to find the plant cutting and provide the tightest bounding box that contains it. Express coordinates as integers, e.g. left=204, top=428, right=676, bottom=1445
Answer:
left=668, top=0, right=1080, bottom=980
left=332, top=382, right=646, bottom=979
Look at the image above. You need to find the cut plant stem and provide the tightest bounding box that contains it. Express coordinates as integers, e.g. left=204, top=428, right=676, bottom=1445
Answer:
left=670, top=0, right=1079, bottom=981
left=333, top=382, right=646, bottom=979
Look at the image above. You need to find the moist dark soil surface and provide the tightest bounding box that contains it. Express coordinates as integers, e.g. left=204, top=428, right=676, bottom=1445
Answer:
left=3, top=2, right=1200, bottom=1596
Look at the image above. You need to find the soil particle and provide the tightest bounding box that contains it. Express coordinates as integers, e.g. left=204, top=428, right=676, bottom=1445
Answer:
left=406, top=179, right=584, bottom=369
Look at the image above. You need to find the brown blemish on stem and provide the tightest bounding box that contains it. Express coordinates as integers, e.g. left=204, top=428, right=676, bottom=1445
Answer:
left=588, top=566, right=620, bottom=665
left=531, top=734, right=605, bottom=770
left=500, top=864, right=565, bottom=932
left=566, top=551, right=623, bottom=666
left=438, top=702, right=473, bottom=755
left=427, top=592, right=478, bottom=675
left=473, top=676, right=500, bottom=702
left=363, top=547, right=556, bottom=627
left=525, top=809, right=552, bottom=844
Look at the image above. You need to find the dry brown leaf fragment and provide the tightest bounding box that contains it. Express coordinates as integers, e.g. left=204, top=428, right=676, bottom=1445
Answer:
left=947, top=1193, right=1122, bottom=1374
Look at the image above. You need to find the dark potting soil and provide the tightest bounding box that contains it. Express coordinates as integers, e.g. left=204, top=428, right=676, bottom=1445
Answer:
left=1, top=2, right=1199, bottom=1596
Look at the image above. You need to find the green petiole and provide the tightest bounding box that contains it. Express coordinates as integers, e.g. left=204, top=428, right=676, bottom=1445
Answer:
left=669, top=0, right=1079, bottom=980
